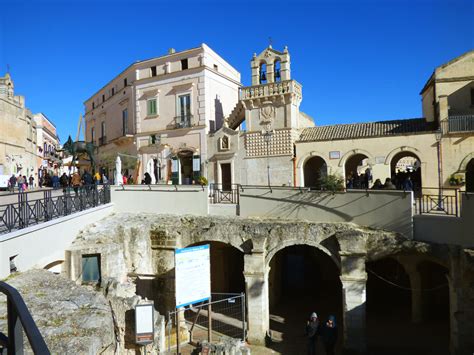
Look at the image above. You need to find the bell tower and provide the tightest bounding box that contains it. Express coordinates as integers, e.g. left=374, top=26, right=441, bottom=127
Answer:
left=239, top=45, right=306, bottom=186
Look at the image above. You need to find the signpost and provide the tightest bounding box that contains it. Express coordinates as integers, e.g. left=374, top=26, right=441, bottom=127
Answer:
left=135, top=303, right=154, bottom=353
left=175, top=244, right=211, bottom=353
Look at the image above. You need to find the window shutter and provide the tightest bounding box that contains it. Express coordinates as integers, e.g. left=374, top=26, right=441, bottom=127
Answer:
left=171, top=157, right=179, bottom=184
left=193, top=155, right=201, bottom=181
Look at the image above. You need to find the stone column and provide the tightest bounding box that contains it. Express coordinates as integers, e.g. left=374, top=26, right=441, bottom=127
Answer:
left=244, top=252, right=269, bottom=345
left=340, top=254, right=367, bottom=353
left=401, top=261, right=423, bottom=323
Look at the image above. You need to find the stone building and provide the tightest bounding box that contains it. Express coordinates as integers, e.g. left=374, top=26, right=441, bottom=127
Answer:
left=209, top=48, right=474, bottom=192
left=34, top=112, right=61, bottom=181
left=84, top=44, right=241, bottom=183
left=0, top=73, right=38, bottom=178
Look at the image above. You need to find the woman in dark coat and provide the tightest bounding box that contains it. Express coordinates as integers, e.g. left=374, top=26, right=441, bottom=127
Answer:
left=321, top=315, right=338, bottom=355
left=144, top=172, right=152, bottom=185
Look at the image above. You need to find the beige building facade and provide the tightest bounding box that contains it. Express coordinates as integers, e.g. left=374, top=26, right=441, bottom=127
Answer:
left=209, top=48, right=474, bottom=193
left=0, top=73, right=38, bottom=178
left=84, top=44, right=241, bottom=184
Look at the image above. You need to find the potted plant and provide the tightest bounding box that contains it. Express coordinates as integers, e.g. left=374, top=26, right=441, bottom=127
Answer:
left=449, top=174, right=464, bottom=186
left=197, top=176, right=208, bottom=186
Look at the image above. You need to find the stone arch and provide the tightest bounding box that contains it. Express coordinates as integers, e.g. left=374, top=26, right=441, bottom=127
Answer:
left=384, top=146, right=423, bottom=165
left=43, top=260, right=64, bottom=273
left=458, top=152, right=474, bottom=172
left=181, top=236, right=246, bottom=254
left=297, top=151, right=328, bottom=169
left=266, top=239, right=340, bottom=270
left=338, top=149, right=374, bottom=167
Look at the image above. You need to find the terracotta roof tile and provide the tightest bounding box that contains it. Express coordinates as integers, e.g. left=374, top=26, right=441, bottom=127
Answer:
left=298, top=118, right=435, bottom=142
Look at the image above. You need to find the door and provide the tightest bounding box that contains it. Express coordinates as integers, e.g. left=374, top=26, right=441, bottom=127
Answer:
left=221, top=163, right=232, bottom=191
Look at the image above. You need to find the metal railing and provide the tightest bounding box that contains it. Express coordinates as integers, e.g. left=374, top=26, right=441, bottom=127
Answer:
left=173, top=114, right=194, bottom=129
left=414, top=187, right=461, bottom=217
left=209, top=183, right=240, bottom=204
left=0, top=184, right=111, bottom=234
left=0, top=281, right=50, bottom=354
left=442, top=115, right=474, bottom=133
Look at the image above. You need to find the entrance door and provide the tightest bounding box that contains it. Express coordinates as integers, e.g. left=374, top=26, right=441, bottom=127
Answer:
left=221, top=163, right=232, bottom=191
left=180, top=155, right=193, bottom=185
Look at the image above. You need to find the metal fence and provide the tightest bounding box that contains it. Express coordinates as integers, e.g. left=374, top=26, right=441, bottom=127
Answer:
left=209, top=184, right=240, bottom=204
left=414, top=187, right=461, bottom=217
left=0, top=184, right=111, bottom=234
left=442, top=115, right=474, bottom=133
left=166, top=293, right=246, bottom=353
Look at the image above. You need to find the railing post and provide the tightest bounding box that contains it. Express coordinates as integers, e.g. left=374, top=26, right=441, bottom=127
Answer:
left=18, top=192, right=27, bottom=229
left=7, top=298, right=24, bottom=354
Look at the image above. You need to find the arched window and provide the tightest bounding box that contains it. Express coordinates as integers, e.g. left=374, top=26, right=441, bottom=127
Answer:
left=274, top=59, right=281, bottom=82
left=259, top=63, right=267, bottom=84
left=220, top=136, right=229, bottom=150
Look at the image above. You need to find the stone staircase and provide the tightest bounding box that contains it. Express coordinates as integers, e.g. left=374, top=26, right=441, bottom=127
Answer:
left=226, top=101, right=245, bottom=130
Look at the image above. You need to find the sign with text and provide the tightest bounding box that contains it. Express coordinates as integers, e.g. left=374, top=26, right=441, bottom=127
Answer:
left=135, top=303, right=154, bottom=345
left=175, top=244, right=211, bottom=308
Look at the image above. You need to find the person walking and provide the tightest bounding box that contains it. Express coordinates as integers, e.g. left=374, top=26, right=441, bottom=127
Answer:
left=321, top=315, right=338, bottom=355
left=17, top=175, right=25, bottom=192
left=28, top=175, right=34, bottom=189
left=60, top=173, right=69, bottom=193
left=305, top=312, right=320, bottom=355
left=71, top=171, right=81, bottom=195
left=9, top=174, right=17, bottom=192
left=144, top=172, right=152, bottom=185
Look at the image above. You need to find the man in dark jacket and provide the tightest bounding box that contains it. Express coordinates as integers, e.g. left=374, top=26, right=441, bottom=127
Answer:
left=321, top=315, right=338, bottom=355
left=305, top=312, right=319, bottom=355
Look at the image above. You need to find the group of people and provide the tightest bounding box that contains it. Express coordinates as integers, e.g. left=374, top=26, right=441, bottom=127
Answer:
left=7, top=174, right=34, bottom=192
left=306, top=312, right=338, bottom=355
left=347, top=169, right=420, bottom=192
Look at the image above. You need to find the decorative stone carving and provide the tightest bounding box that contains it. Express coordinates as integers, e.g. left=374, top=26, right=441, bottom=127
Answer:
left=260, top=104, right=275, bottom=126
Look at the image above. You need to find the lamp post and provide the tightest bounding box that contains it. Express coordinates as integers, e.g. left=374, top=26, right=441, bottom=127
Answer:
left=261, top=128, right=274, bottom=187
left=435, top=129, right=444, bottom=210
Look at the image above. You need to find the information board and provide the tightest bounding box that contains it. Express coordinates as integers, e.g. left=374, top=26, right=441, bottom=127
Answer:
left=175, top=244, right=211, bottom=308
left=135, top=303, right=154, bottom=345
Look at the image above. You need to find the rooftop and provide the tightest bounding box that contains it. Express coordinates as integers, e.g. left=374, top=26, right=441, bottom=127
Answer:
left=298, top=118, right=436, bottom=142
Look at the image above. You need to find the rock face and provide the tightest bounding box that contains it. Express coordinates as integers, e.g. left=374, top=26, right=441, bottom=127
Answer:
left=0, top=269, right=115, bottom=354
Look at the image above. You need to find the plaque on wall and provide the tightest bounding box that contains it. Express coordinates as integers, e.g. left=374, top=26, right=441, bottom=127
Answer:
left=375, top=156, right=385, bottom=164
left=329, top=151, right=340, bottom=159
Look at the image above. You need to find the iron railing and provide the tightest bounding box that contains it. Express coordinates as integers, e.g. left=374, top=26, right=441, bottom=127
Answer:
left=414, top=187, right=461, bottom=217
left=0, top=184, right=111, bottom=234
left=0, top=281, right=50, bottom=354
left=173, top=114, right=194, bottom=129
left=209, top=183, right=240, bottom=204
left=442, top=115, right=474, bottom=133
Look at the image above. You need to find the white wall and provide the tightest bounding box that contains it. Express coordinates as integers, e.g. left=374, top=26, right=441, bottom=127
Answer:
left=111, top=185, right=209, bottom=215
left=239, top=187, right=413, bottom=237
left=0, top=204, right=114, bottom=278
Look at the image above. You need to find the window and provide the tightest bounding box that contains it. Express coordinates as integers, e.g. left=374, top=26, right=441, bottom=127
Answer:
left=82, top=254, right=101, bottom=283
left=111, top=87, right=115, bottom=96
left=124, top=78, right=127, bottom=87
left=147, top=98, right=157, bottom=116
left=151, top=66, right=157, bottom=77
left=102, top=94, right=105, bottom=103
left=181, top=58, right=188, bottom=70
left=92, top=102, right=95, bottom=110
left=213, top=64, right=218, bottom=71
left=150, top=134, right=157, bottom=144
left=471, top=88, right=474, bottom=105
left=122, top=108, right=128, bottom=135
left=101, top=121, right=105, bottom=138
left=43, top=143, right=47, bottom=156
left=177, top=94, right=191, bottom=128
left=91, top=127, right=95, bottom=143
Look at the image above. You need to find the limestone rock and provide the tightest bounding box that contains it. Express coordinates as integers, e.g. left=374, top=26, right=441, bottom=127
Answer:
left=0, top=269, right=115, bottom=354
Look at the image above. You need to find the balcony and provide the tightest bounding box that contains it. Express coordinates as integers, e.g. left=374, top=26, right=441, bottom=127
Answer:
left=99, top=136, right=107, bottom=146
left=442, top=115, right=474, bottom=134
left=172, top=114, right=195, bottom=129
left=240, top=79, right=302, bottom=100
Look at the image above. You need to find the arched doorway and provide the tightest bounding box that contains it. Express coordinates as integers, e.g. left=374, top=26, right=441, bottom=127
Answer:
left=366, top=257, right=449, bottom=354
left=466, top=158, right=474, bottom=192
left=268, top=245, right=342, bottom=353
left=303, top=156, right=327, bottom=188
left=390, top=152, right=422, bottom=192
left=345, top=154, right=370, bottom=189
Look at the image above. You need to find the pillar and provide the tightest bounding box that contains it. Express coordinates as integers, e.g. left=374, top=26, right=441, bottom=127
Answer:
left=402, top=261, right=423, bottom=323
left=244, top=252, right=269, bottom=345
left=340, top=254, right=367, bottom=353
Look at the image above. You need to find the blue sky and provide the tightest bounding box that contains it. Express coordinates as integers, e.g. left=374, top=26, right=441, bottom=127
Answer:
left=1, top=0, right=473, bottom=142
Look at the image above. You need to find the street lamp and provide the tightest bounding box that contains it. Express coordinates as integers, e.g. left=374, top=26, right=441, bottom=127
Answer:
left=261, top=128, right=274, bottom=187
left=435, top=129, right=444, bottom=210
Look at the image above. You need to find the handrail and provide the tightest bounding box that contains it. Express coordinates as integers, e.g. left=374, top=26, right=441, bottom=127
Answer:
left=0, top=281, right=50, bottom=354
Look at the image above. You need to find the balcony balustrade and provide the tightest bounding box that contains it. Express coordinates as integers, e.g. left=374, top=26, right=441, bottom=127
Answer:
left=173, top=114, right=195, bottom=129
left=240, top=80, right=302, bottom=100
left=442, top=115, right=474, bottom=133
